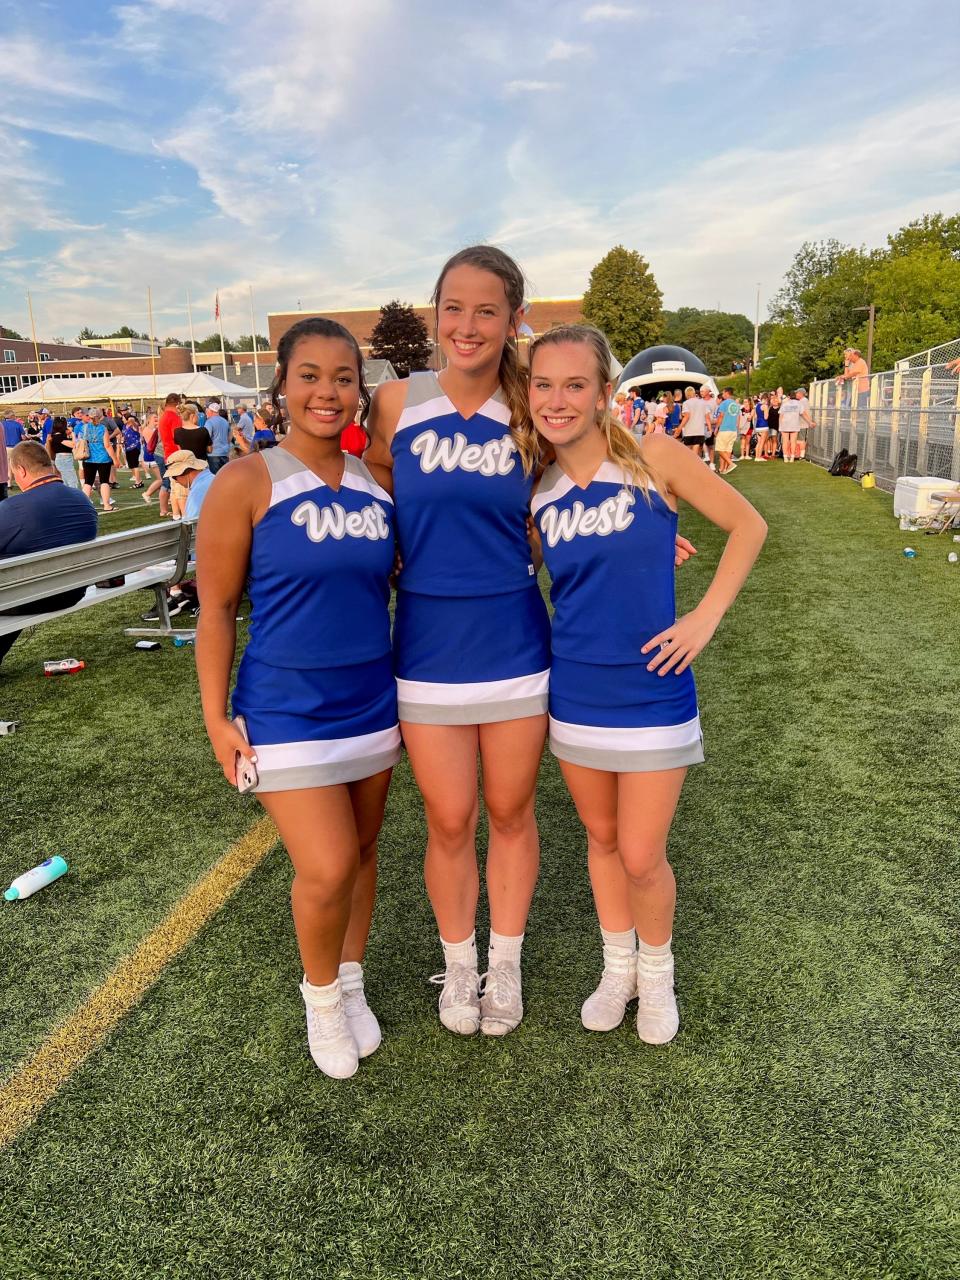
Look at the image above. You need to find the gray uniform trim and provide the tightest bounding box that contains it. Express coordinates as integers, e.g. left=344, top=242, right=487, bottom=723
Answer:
left=399, top=693, right=548, bottom=726
left=550, top=735, right=704, bottom=774
left=255, top=746, right=401, bottom=793
left=259, top=446, right=307, bottom=483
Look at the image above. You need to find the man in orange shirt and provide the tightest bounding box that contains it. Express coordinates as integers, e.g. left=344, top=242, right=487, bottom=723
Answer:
left=837, top=348, right=869, bottom=408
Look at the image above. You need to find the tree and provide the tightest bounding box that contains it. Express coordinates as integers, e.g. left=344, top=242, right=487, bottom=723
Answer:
left=234, top=333, right=271, bottom=351
left=887, top=213, right=960, bottom=261
left=581, top=246, right=662, bottom=364
left=0, top=325, right=24, bottom=340
left=861, top=245, right=960, bottom=369
left=368, top=301, right=431, bottom=377
left=195, top=333, right=236, bottom=352
left=661, top=307, right=754, bottom=374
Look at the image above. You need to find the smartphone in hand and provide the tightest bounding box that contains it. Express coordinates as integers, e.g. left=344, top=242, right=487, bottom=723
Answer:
left=232, top=714, right=259, bottom=793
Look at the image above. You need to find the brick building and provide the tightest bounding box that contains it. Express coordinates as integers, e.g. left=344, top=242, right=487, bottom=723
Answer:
left=267, top=297, right=584, bottom=361
left=0, top=333, right=192, bottom=395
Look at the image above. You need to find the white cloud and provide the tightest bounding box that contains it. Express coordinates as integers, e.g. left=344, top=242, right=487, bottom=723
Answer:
left=546, top=40, right=590, bottom=60
left=582, top=4, right=639, bottom=20
left=504, top=80, right=561, bottom=96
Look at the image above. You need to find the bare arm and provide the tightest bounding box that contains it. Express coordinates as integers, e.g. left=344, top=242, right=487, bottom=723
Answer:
left=364, top=378, right=405, bottom=494
left=638, top=434, right=767, bottom=674
left=195, top=455, right=266, bottom=782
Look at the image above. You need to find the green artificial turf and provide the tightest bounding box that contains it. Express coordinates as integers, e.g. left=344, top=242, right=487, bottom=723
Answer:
left=0, top=463, right=958, bottom=1279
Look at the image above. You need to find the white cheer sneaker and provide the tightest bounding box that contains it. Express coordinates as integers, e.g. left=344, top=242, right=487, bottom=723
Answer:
left=479, top=962, right=523, bottom=1036
left=429, top=962, right=481, bottom=1035
left=635, top=955, right=680, bottom=1045
left=581, top=945, right=638, bottom=1032
left=339, top=961, right=382, bottom=1058
left=299, top=977, right=360, bottom=1079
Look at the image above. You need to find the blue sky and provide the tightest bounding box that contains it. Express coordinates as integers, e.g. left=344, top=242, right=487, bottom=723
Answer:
left=1, top=0, right=958, bottom=343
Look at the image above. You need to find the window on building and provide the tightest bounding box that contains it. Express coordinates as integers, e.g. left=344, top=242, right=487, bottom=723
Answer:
left=39, top=352, right=51, bottom=362
left=0, top=375, right=17, bottom=393
left=20, top=374, right=40, bottom=386
left=3, top=350, right=15, bottom=363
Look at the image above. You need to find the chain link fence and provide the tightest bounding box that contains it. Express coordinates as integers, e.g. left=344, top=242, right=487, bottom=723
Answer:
left=809, top=341, right=960, bottom=490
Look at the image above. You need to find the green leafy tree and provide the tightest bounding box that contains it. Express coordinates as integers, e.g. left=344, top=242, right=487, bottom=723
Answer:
left=368, top=301, right=431, bottom=377
left=886, top=213, right=960, bottom=261
left=234, top=333, right=271, bottom=351
left=0, top=325, right=24, bottom=340
left=860, top=246, right=960, bottom=369
left=581, top=246, right=663, bottom=364
left=195, top=333, right=237, bottom=352
left=661, top=307, right=754, bottom=373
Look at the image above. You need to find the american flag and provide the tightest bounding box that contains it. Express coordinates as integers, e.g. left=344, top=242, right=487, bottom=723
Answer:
left=214, top=292, right=220, bottom=321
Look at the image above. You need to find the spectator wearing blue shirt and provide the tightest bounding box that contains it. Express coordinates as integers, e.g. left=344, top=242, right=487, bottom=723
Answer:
left=165, top=449, right=214, bottom=521
left=39, top=410, right=53, bottom=444
left=236, top=404, right=255, bottom=445
left=205, top=402, right=231, bottom=473
left=0, top=441, right=98, bottom=667
left=79, top=409, right=119, bottom=513
left=712, top=389, right=742, bottom=475
left=3, top=417, right=24, bottom=449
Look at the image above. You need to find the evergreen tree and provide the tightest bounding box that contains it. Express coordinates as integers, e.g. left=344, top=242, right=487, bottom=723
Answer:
left=368, top=301, right=431, bottom=377
left=581, top=246, right=663, bottom=364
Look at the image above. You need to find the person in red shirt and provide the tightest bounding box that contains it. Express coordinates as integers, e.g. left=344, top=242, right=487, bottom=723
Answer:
left=156, top=393, right=182, bottom=517
left=340, top=420, right=368, bottom=458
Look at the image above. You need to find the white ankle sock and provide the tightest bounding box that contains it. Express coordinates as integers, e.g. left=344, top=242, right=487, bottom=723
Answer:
left=441, top=931, right=477, bottom=969
left=301, top=975, right=340, bottom=1005
left=600, top=926, right=637, bottom=952
left=637, top=936, right=673, bottom=972
left=487, top=930, right=523, bottom=968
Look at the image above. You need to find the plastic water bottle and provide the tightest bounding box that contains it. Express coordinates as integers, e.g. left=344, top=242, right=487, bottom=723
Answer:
left=43, top=658, right=85, bottom=676
left=949, top=552, right=958, bottom=564
left=173, top=635, right=195, bottom=648
left=4, top=856, right=69, bottom=901
left=903, top=548, right=917, bottom=559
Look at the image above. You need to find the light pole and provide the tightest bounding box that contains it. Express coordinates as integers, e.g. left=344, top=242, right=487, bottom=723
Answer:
left=753, top=282, right=761, bottom=367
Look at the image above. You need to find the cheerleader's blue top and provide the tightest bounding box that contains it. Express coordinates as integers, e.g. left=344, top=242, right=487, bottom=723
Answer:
left=391, top=371, right=536, bottom=596
left=244, top=448, right=395, bottom=669
left=532, top=459, right=688, bottom=668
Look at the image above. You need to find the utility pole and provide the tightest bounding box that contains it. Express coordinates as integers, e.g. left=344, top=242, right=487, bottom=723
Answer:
left=854, top=303, right=876, bottom=373
left=753, top=282, right=761, bottom=366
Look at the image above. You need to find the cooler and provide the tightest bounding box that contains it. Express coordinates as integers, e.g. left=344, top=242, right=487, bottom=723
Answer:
left=893, top=476, right=957, bottom=519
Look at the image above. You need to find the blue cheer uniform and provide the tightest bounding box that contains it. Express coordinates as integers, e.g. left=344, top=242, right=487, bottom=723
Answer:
left=391, top=371, right=550, bottom=724
left=532, top=460, right=704, bottom=772
left=231, top=448, right=401, bottom=790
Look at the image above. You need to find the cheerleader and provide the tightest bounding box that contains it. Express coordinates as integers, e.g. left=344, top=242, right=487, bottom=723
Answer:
left=525, top=325, right=766, bottom=1043
left=195, top=318, right=401, bottom=1079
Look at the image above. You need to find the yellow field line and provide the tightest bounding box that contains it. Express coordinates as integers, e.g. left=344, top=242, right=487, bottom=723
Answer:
left=0, top=816, right=277, bottom=1150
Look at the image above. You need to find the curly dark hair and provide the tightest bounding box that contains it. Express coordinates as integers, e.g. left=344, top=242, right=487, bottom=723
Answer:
left=270, top=317, right=371, bottom=426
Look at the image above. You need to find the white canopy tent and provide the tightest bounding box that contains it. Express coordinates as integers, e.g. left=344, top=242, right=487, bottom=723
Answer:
left=0, top=371, right=256, bottom=408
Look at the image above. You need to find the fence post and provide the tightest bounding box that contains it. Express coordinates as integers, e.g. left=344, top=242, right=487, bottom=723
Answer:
left=889, top=370, right=902, bottom=480
left=916, top=366, right=932, bottom=473
left=847, top=379, right=859, bottom=454
left=952, top=374, right=960, bottom=483
left=864, top=373, right=880, bottom=471
left=833, top=381, right=843, bottom=456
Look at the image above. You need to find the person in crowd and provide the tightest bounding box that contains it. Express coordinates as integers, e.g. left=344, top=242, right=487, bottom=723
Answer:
left=525, top=324, right=766, bottom=1044
left=0, top=441, right=98, bottom=668
left=794, top=386, right=815, bottom=461
left=3, top=415, right=24, bottom=451
left=236, top=402, right=255, bottom=445
left=169, top=404, right=210, bottom=519
left=699, top=386, right=718, bottom=470
left=678, top=385, right=709, bottom=456
left=613, top=391, right=629, bottom=426
left=765, top=391, right=780, bottom=458
left=665, top=391, right=682, bottom=439
left=752, top=394, right=769, bottom=461
left=163, top=448, right=214, bottom=521
left=47, top=415, right=81, bottom=489
left=252, top=403, right=280, bottom=451
left=738, top=397, right=754, bottom=460
left=0, top=426, right=8, bottom=502
left=779, top=387, right=816, bottom=462
left=195, top=317, right=400, bottom=1080
left=630, top=388, right=646, bottom=433
left=79, top=408, right=119, bottom=512
left=230, top=402, right=254, bottom=454
left=204, top=401, right=231, bottom=473
left=140, top=410, right=167, bottom=511
left=155, top=392, right=182, bottom=515
left=122, top=415, right=144, bottom=488
left=650, top=393, right=668, bottom=435
left=837, top=347, right=869, bottom=408
left=38, top=408, right=53, bottom=446
left=711, top=388, right=741, bottom=475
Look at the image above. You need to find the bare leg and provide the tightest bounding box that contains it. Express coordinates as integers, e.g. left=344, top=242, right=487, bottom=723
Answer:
left=616, top=769, right=686, bottom=945
left=99, top=482, right=112, bottom=508
left=340, top=768, right=393, bottom=963
left=402, top=721, right=480, bottom=942
left=258, top=783, right=365, bottom=985
left=479, top=714, right=547, bottom=935
left=559, top=759, right=631, bottom=931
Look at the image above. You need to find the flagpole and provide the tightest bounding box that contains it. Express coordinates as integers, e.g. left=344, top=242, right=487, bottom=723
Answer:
left=216, top=291, right=228, bottom=384
left=248, top=285, right=261, bottom=398
left=186, top=289, right=197, bottom=372
left=147, top=286, right=158, bottom=399
left=26, top=291, right=43, bottom=389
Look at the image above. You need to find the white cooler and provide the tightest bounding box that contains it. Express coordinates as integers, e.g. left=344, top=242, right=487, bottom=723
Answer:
left=893, top=476, right=957, bottom=519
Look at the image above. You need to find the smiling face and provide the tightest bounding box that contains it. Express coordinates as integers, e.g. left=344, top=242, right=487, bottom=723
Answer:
left=281, top=335, right=361, bottom=439
left=529, top=341, right=610, bottom=450
left=435, top=264, right=516, bottom=376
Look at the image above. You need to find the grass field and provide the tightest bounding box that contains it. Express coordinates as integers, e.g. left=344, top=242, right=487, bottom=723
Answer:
left=0, top=464, right=958, bottom=1280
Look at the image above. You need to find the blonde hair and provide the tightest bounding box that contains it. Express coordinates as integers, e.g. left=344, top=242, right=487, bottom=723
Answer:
left=523, top=324, right=659, bottom=498
left=431, top=245, right=533, bottom=472
left=181, top=404, right=198, bottom=424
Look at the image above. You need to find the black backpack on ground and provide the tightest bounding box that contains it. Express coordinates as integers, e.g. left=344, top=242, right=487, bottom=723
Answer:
left=829, top=449, right=858, bottom=477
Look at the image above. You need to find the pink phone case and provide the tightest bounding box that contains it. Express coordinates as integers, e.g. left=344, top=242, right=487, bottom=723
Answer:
left=233, top=715, right=259, bottom=793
